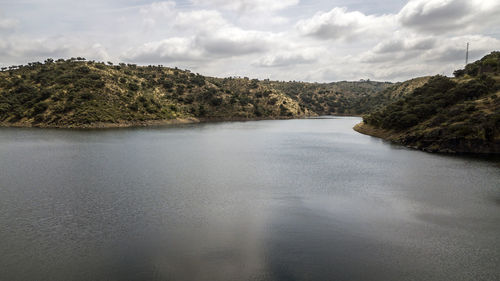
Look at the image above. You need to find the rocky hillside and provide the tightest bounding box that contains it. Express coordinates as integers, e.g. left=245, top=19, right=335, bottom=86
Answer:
left=356, top=52, right=500, bottom=154
left=0, top=58, right=392, bottom=128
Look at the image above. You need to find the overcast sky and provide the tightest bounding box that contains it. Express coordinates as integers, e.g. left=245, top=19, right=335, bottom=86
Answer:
left=1, top=0, right=499, bottom=82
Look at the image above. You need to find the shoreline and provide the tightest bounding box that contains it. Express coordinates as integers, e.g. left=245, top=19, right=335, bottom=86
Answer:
left=0, top=115, right=327, bottom=129
left=0, top=118, right=200, bottom=129
left=353, top=122, right=500, bottom=155
left=352, top=122, right=401, bottom=140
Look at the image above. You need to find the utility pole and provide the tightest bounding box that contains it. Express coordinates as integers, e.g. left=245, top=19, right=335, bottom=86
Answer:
left=465, top=42, right=469, bottom=65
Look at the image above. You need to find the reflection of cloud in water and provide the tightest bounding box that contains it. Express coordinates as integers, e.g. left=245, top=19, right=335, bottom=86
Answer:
left=149, top=205, right=271, bottom=281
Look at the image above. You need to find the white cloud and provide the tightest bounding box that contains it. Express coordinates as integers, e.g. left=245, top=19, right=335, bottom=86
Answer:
left=139, top=1, right=176, bottom=28
left=123, top=6, right=273, bottom=63
left=398, top=0, right=500, bottom=33
left=296, top=7, right=395, bottom=41
left=1, top=0, right=500, bottom=82
left=174, top=10, right=227, bottom=31
left=122, top=27, right=272, bottom=64
left=0, top=16, right=18, bottom=30
left=190, top=0, right=299, bottom=13
left=0, top=36, right=110, bottom=65
left=423, top=35, right=500, bottom=63
left=255, top=47, right=322, bottom=67
left=356, top=33, right=500, bottom=81
left=122, top=37, right=203, bottom=63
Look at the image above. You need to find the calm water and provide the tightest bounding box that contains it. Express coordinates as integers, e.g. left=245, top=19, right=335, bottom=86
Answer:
left=0, top=117, right=499, bottom=281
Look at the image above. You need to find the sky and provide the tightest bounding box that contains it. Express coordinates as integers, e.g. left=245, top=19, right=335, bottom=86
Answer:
left=0, top=0, right=499, bottom=82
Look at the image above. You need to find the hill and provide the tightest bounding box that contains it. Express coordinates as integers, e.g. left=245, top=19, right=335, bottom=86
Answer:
left=356, top=51, right=500, bottom=154
left=0, top=58, right=392, bottom=128
left=264, top=80, right=392, bottom=115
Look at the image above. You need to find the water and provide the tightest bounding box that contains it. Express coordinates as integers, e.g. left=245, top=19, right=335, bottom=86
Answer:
left=0, top=117, right=499, bottom=281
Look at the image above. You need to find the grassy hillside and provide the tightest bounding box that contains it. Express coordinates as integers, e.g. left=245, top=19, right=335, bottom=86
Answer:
left=0, top=58, right=393, bottom=128
left=357, top=51, right=500, bottom=154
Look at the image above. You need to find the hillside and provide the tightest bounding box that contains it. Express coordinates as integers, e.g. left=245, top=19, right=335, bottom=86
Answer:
left=265, top=80, right=392, bottom=115
left=0, top=58, right=393, bottom=128
left=356, top=51, right=500, bottom=154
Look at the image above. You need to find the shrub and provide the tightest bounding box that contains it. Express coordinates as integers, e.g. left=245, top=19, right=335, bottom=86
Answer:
left=128, top=83, right=139, bottom=91
left=398, top=114, right=419, bottom=129
left=453, top=69, right=465, bottom=77
left=190, top=75, right=205, bottom=86
left=76, top=66, right=91, bottom=74
left=80, top=91, right=94, bottom=100
left=33, top=102, right=48, bottom=115
left=162, top=80, right=174, bottom=89
left=128, top=102, right=139, bottom=111
left=0, top=103, right=11, bottom=115
left=210, top=97, right=223, bottom=106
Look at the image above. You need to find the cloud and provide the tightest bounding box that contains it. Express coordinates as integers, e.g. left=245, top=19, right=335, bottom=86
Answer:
left=174, top=10, right=227, bottom=31
left=122, top=27, right=272, bottom=64
left=190, top=0, right=299, bottom=13
left=124, top=7, right=273, bottom=63
left=398, top=0, right=500, bottom=33
left=139, top=1, right=176, bottom=28
left=374, top=37, right=435, bottom=54
left=255, top=48, right=321, bottom=67
left=423, top=35, right=500, bottom=63
left=296, top=7, right=395, bottom=41
left=1, top=0, right=500, bottom=82
left=121, top=37, right=203, bottom=63
left=0, top=36, right=110, bottom=65
left=361, top=33, right=500, bottom=64
left=356, top=33, right=500, bottom=81
left=0, top=16, right=18, bottom=30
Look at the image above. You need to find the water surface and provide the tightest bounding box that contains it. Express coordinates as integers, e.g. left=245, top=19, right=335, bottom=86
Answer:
left=1, top=117, right=499, bottom=281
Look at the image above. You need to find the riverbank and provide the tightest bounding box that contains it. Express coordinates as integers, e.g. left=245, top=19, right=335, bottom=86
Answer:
left=353, top=122, right=401, bottom=140
left=354, top=122, right=500, bottom=154
left=0, top=115, right=308, bottom=129
left=0, top=117, right=200, bottom=129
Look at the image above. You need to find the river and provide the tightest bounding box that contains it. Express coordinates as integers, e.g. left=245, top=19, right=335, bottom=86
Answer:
left=0, top=117, right=499, bottom=281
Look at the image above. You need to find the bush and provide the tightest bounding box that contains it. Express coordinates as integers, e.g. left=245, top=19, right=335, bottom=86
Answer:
left=190, top=75, right=205, bottom=86
left=128, top=83, right=139, bottom=91
left=210, top=97, right=223, bottom=106
left=33, top=102, right=48, bottom=115
left=80, top=91, right=94, bottom=100
left=128, top=102, right=139, bottom=111
left=76, top=66, right=91, bottom=74
left=0, top=103, right=11, bottom=115
left=162, top=80, right=174, bottom=89
left=453, top=69, right=465, bottom=77
left=398, top=114, right=419, bottom=129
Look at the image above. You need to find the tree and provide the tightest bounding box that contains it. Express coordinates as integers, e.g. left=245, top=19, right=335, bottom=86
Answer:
left=453, top=69, right=465, bottom=77
left=128, top=83, right=139, bottom=91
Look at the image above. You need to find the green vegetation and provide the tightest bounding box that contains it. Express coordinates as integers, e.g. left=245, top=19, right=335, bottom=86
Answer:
left=0, top=58, right=394, bottom=128
left=265, top=80, right=392, bottom=115
left=358, top=51, right=500, bottom=154
left=3, top=52, right=498, bottom=153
